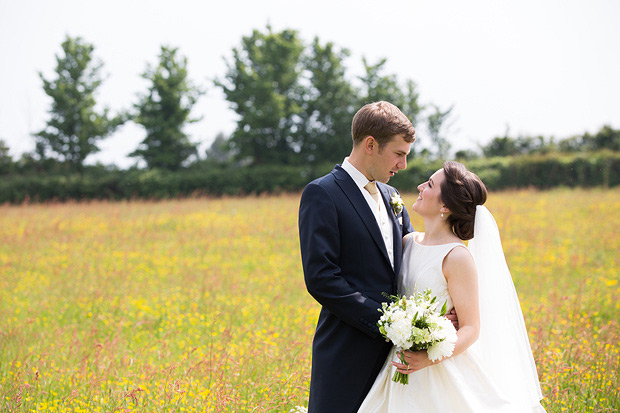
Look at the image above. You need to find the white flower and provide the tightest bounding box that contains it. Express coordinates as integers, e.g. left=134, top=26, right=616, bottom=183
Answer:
left=385, top=314, right=415, bottom=349
left=390, top=191, right=405, bottom=216
left=288, top=407, right=308, bottom=413
left=427, top=339, right=456, bottom=362
left=377, top=288, right=458, bottom=374
left=405, top=302, right=423, bottom=320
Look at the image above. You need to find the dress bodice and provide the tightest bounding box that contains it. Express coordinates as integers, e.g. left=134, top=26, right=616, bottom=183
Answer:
left=398, top=233, right=467, bottom=312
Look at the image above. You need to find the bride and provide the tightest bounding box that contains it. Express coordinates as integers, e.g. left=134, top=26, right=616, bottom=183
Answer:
left=358, top=161, right=546, bottom=412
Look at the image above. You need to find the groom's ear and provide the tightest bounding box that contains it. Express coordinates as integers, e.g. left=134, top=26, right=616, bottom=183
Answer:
left=364, top=136, right=377, bottom=154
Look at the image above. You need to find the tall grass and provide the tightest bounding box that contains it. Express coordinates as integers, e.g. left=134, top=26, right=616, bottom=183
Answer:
left=0, top=189, right=618, bottom=412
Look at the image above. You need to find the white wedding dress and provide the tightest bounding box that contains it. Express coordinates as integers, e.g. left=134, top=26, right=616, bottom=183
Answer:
left=358, top=231, right=546, bottom=412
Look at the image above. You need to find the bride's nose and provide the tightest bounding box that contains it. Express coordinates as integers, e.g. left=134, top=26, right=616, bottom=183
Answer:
left=417, top=182, right=425, bottom=192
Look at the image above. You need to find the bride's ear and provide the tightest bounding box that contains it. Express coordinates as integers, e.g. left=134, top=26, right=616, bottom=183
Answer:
left=440, top=206, right=450, bottom=214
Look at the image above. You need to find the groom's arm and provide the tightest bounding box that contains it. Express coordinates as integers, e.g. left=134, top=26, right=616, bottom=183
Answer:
left=401, top=202, right=414, bottom=236
left=299, top=182, right=383, bottom=338
left=388, top=186, right=414, bottom=236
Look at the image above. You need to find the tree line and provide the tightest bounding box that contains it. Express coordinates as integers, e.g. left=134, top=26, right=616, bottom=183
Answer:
left=0, top=26, right=457, bottom=175
left=0, top=26, right=618, bottom=201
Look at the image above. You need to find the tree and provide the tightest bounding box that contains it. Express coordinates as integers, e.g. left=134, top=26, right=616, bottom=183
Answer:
left=205, top=132, right=234, bottom=164
left=589, top=125, right=620, bottom=151
left=131, top=46, right=202, bottom=170
left=358, top=58, right=422, bottom=127
left=299, top=38, right=356, bottom=164
left=426, top=104, right=454, bottom=159
left=482, top=127, right=555, bottom=157
left=35, top=36, right=124, bottom=171
left=516, top=135, right=555, bottom=154
left=216, top=26, right=305, bottom=165
left=454, top=149, right=480, bottom=161
left=0, top=139, right=13, bottom=175
left=481, top=135, right=519, bottom=157
left=557, top=134, right=587, bottom=153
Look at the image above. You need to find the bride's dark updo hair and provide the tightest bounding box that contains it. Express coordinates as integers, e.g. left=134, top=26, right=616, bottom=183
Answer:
left=440, top=161, right=488, bottom=240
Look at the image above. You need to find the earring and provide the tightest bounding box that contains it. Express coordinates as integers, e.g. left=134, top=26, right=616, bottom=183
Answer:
left=441, top=213, right=444, bottom=218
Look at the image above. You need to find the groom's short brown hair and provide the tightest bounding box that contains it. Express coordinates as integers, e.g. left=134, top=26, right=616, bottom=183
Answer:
left=351, top=101, right=416, bottom=149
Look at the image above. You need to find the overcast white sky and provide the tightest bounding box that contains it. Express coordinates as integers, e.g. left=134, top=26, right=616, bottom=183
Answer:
left=1, top=0, right=619, bottom=168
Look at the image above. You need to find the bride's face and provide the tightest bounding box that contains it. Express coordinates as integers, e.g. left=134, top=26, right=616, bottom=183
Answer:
left=413, top=169, right=446, bottom=217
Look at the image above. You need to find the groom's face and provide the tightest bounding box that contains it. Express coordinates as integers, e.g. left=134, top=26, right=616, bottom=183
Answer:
left=368, top=134, right=411, bottom=183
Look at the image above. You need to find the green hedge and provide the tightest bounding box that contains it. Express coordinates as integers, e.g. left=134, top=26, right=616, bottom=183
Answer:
left=0, top=165, right=319, bottom=203
left=464, top=151, right=620, bottom=190
left=1, top=152, right=619, bottom=204
left=381, top=151, right=620, bottom=192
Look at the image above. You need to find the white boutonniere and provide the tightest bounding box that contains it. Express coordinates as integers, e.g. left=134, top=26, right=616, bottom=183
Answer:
left=390, top=191, right=405, bottom=216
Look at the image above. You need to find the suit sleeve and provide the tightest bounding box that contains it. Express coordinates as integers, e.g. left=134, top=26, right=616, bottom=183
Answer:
left=399, top=194, right=415, bottom=236
left=299, top=182, right=383, bottom=338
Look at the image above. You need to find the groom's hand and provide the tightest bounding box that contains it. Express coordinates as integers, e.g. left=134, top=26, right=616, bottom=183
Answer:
left=446, top=308, right=459, bottom=330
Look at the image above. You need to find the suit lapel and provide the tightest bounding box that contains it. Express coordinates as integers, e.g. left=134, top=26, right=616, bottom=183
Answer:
left=378, top=183, right=404, bottom=278
left=332, top=166, right=391, bottom=267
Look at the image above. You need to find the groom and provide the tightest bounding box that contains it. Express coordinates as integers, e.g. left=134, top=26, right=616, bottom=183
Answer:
left=298, top=101, right=416, bottom=412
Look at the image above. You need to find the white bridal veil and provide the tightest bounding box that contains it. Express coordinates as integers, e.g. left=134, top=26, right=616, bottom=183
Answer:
left=468, top=206, right=544, bottom=410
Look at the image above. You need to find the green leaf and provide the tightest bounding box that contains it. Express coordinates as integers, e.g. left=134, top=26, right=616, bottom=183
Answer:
left=440, top=300, right=448, bottom=316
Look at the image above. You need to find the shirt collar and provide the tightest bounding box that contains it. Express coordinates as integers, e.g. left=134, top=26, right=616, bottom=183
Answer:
left=342, top=157, right=371, bottom=191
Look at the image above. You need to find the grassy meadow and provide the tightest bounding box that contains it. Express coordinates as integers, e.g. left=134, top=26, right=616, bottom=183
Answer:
left=0, top=189, right=619, bottom=412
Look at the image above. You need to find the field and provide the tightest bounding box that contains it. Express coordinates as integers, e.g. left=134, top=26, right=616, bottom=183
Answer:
left=1, top=189, right=619, bottom=412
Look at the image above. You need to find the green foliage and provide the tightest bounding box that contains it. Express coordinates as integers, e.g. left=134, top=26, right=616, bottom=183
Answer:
left=426, top=104, right=454, bottom=159
left=4, top=27, right=619, bottom=204
left=481, top=133, right=554, bottom=157
left=215, top=29, right=425, bottom=167
left=454, top=149, right=480, bottom=161
left=481, top=136, right=520, bottom=157
left=0, top=139, right=12, bottom=175
left=216, top=26, right=305, bottom=166
left=479, top=126, right=620, bottom=158
left=0, top=165, right=310, bottom=203
left=1, top=152, right=619, bottom=204
left=205, top=132, right=234, bottom=165
left=555, top=125, right=620, bottom=153
left=358, top=58, right=422, bottom=126
left=583, top=125, right=620, bottom=152
left=131, top=46, right=202, bottom=170
left=35, top=36, right=124, bottom=171
left=389, top=156, right=445, bottom=191
left=464, top=151, right=620, bottom=190
left=299, top=38, right=356, bottom=165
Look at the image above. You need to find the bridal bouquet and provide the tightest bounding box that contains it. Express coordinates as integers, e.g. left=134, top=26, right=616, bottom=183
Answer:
left=377, top=289, right=458, bottom=384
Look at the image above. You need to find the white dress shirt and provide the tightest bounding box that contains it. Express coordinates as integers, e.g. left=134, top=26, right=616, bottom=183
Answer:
left=341, top=158, right=395, bottom=269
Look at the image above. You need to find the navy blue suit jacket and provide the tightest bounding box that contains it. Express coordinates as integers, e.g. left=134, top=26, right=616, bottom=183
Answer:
left=298, top=165, right=414, bottom=412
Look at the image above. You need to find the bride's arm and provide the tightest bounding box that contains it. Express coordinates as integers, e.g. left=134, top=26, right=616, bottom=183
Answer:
left=442, top=246, right=480, bottom=355
left=394, top=246, right=479, bottom=373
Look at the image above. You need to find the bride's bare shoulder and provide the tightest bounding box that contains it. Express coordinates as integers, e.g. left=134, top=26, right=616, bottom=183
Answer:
left=443, top=246, right=476, bottom=279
